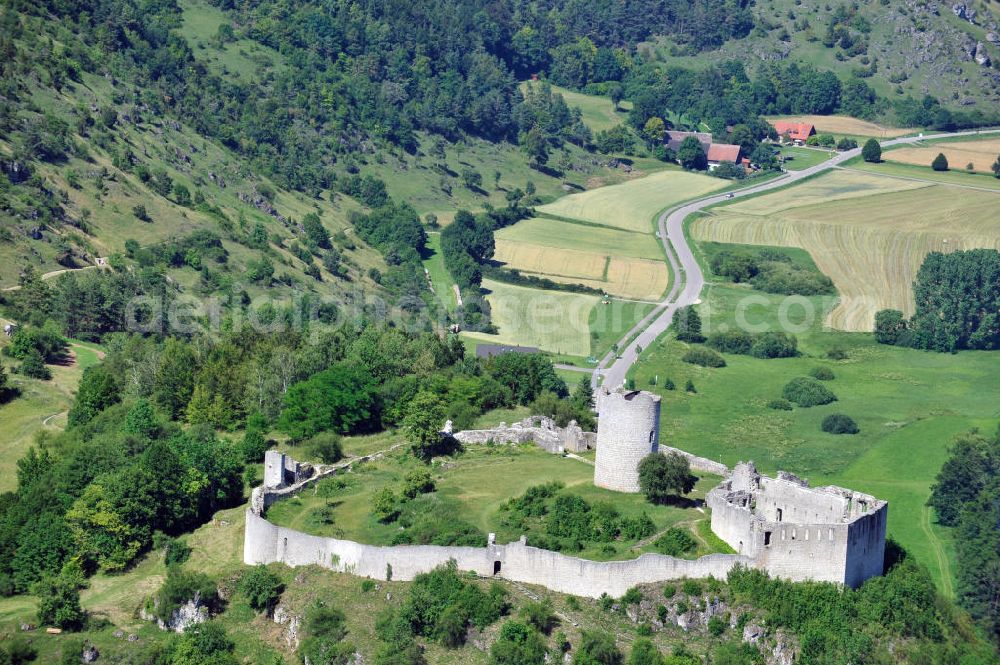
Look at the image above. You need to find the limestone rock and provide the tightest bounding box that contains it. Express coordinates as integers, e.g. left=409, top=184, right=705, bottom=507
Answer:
left=143, top=591, right=210, bottom=633
left=988, top=31, right=1000, bottom=45
left=743, top=622, right=766, bottom=645
left=82, top=644, right=100, bottom=662
left=975, top=42, right=991, bottom=66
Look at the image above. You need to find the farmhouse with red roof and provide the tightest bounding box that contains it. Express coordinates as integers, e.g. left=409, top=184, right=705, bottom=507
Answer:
left=772, top=120, right=816, bottom=145
left=664, top=130, right=744, bottom=171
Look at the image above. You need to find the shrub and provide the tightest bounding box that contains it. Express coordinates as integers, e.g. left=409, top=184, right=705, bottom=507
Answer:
left=638, top=453, right=696, bottom=504
left=238, top=429, right=270, bottom=463
left=372, top=488, right=401, bottom=523
left=681, top=579, right=702, bottom=596
left=782, top=377, right=837, bottom=407
left=821, top=413, right=859, bottom=434
left=861, top=138, right=881, bottom=162
left=299, top=602, right=354, bottom=664
left=520, top=598, right=558, bottom=634
left=238, top=565, right=284, bottom=613
left=706, top=330, right=754, bottom=354
left=33, top=573, right=85, bottom=631
left=3, top=637, right=37, bottom=664
left=708, top=615, right=728, bottom=636
left=767, top=398, right=793, bottom=411
left=663, top=585, right=677, bottom=598
left=750, top=332, right=799, bottom=359
left=685, top=379, right=696, bottom=393
left=931, top=152, right=949, bottom=171
left=153, top=533, right=191, bottom=567
left=18, top=349, right=51, bottom=379
left=576, top=631, right=623, bottom=664
left=654, top=528, right=697, bottom=556
left=621, top=586, right=643, bottom=605
left=682, top=347, right=726, bottom=368
left=402, top=469, right=435, bottom=498
left=810, top=366, right=835, bottom=381
left=304, top=431, right=344, bottom=464
left=826, top=346, right=848, bottom=360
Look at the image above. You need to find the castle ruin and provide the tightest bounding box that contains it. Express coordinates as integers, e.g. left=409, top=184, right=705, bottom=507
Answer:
left=593, top=388, right=661, bottom=492
left=708, top=462, right=887, bottom=588
left=243, top=389, right=888, bottom=594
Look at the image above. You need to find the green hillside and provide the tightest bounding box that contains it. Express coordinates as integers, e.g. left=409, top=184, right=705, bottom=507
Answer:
left=648, top=0, right=1000, bottom=114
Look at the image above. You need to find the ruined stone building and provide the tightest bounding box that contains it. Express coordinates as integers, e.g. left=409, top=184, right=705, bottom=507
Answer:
left=708, top=462, right=887, bottom=588
left=593, top=388, right=661, bottom=492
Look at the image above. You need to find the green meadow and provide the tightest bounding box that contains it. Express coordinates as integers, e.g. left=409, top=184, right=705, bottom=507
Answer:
left=627, top=254, right=1000, bottom=591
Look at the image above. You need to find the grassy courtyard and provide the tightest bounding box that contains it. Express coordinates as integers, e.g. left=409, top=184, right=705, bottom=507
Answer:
left=266, top=445, right=726, bottom=562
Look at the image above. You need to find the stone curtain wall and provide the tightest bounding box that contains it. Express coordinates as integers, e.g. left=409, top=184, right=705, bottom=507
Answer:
left=660, top=445, right=729, bottom=477
left=245, top=504, right=751, bottom=598
left=245, top=452, right=887, bottom=595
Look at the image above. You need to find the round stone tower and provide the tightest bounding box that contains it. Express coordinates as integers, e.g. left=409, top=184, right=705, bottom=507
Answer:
left=593, top=388, right=661, bottom=493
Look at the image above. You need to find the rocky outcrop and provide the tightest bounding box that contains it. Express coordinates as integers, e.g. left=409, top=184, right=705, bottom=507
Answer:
left=273, top=605, right=301, bottom=650
left=975, top=41, right=992, bottom=66
left=141, top=592, right=210, bottom=633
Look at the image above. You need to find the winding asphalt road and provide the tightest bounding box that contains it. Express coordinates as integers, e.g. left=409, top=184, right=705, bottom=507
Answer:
left=593, top=129, right=1000, bottom=393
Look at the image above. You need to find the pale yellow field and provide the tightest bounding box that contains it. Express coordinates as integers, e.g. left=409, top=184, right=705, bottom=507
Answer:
left=692, top=172, right=1000, bottom=331
left=767, top=115, right=914, bottom=138
left=885, top=138, right=1000, bottom=173
left=537, top=169, right=727, bottom=233
left=463, top=279, right=601, bottom=356
left=493, top=240, right=668, bottom=300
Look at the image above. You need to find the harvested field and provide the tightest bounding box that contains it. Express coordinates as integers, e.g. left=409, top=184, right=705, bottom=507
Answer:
left=884, top=137, right=1000, bottom=173
left=537, top=169, right=727, bottom=233
left=691, top=171, right=1000, bottom=331
left=493, top=240, right=669, bottom=300
left=463, top=279, right=600, bottom=356
left=766, top=114, right=914, bottom=138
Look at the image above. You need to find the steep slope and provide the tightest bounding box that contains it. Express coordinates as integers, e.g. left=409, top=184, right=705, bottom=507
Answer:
left=649, top=0, right=1000, bottom=113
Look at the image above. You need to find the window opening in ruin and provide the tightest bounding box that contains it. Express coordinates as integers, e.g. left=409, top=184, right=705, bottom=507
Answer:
left=764, top=531, right=772, bottom=546
left=738, top=540, right=743, bottom=553
left=649, top=430, right=655, bottom=444
left=493, top=560, right=502, bottom=575
left=776, top=508, right=783, bottom=522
